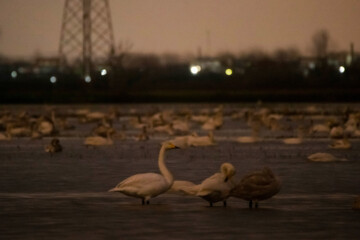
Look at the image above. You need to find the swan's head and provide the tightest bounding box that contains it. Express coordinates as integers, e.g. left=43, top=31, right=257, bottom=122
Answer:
left=220, top=162, right=236, bottom=182
left=162, top=141, right=180, bottom=150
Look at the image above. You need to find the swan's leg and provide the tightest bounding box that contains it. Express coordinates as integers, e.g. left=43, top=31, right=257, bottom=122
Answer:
left=255, top=201, right=258, bottom=208
left=223, top=201, right=227, bottom=207
left=249, top=200, right=253, bottom=208
left=142, top=199, right=145, bottom=205
left=146, top=200, right=150, bottom=205
left=209, top=202, right=213, bottom=207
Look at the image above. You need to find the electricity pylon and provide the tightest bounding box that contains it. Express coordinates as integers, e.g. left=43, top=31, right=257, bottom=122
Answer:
left=59, top=0, right=115, bottom=79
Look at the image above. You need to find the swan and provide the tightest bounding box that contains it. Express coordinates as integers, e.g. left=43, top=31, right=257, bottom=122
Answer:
left=328, top=138, right=351, bottom=149
left=91, top=120, right=115, bottom=138
left=166, top=132, right=198, bottom=149
left=153, top=123, right=175, bottom=136
left=329, top=126, right=344, bottom=139
left=196, top=162, right=236, bottom=207
left=283, top=126, right=305, bottom=144
left=231, top=167, right=281, bottom=208
left=307, top=152, right=347, bottom=162
left=85, top=111, right=106, bottom=122
left=45, top=138, right=63, bottom=154
left=282, top=137, right=303, bottom=144
left=172, top=118, right=190, bottom=133
left=187, top=131, right=215, bottom=147
left=201, top=112, right=223, bottom=130
left=36, top=116, right=56, bottom=136
left=0, top=132, right=11, bottom=141
left=236, top=136, right=260, bottom=144
left=84, top=129, right=115, bottom=146
left=109, top=142, right=179, bottom=205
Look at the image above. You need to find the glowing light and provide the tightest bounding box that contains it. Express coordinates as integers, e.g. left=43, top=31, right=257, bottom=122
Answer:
left=11, top=71, right=18, bottom=79
left=309, top=62, right=316, bottom=69
left=190, top=65, right=201, bottom=75
left=85, top=75, right=92, bottom=83
left=339, top=66, right=345, bottom=74
left=225, top=68, right=233, bottom=76
left=50, top=76, right=57, bottom=83
left=101, top=69, right=107, bottom=76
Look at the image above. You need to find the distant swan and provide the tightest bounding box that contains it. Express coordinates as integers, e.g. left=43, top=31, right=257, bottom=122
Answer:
left=231, top=167, right=281, bottom=208
left=328, top=138, right=351, bottom=149
left=109, top=142, right=178, bottom=205
left=187, top=131, right=215, bottom=147
left=307, top=152, right=347, bottom=162
left=196, top=163, right=236, bottom=207
left=45, top=138, right=63, bottom=154
left=236, top=136, right=260, bottom=144
left=84, top=129, right=114, bottom=146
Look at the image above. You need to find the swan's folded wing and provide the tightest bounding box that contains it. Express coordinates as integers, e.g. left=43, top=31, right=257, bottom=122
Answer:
left=109, top=173, right=163, bottom=191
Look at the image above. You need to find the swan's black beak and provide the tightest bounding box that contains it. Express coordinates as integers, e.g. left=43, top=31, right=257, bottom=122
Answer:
left=224, top=176, right=229, bottom=182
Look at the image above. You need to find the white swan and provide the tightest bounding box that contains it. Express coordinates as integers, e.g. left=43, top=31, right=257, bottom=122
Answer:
left=84, top=129, right=115, bottom=146
left=187, top=131, right=215, bottom=147
left=109, top=142, right=178, bottom=205
left=0, top=132, right=11, bottom=141
left=236, top=136, right=260, bottom=144
left=328, top=138, right=351, bottom=149
left=329, top=126, right=344, bottom=139
left=307, top=152, right=347, bottom=162
left=231, top=167, right=281, bottom=208
left=166, top=132, right=198, bottom=149
left=282, top=137, right=303, bottom=144
left=283, top=127, right=305, bottom=145
left=196, top=163, right=236, bottom=207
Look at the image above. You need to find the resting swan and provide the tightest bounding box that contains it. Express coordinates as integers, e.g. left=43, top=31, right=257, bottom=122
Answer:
left=45, top=138, right=63, bottom=154
left=231, top=167, right=281, bottom=208
left=196, top=163, right=236, bottom=207
left=307, top=152, right=347, bottom=162
left=84, top=129, right=115, bottom=146
left=109, top=142, right=178, bottom=205
left=187, top=131, right=215, bottom=147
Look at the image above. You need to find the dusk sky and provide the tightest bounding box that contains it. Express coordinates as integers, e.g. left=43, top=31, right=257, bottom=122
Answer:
left=0, top=0, right=359, bottom=59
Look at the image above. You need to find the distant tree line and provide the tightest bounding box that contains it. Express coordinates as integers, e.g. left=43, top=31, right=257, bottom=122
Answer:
left=1, top=29, right=360, bottom=102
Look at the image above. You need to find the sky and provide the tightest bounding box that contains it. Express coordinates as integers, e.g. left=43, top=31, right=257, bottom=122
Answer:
left=0, top=0, right=360, bottom=59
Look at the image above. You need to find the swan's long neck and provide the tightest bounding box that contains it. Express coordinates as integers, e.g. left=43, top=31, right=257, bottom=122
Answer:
left=158, top=145, right=173, bottom=185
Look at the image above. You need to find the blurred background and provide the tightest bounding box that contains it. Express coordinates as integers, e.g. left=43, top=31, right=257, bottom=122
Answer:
left=0, top=0, right=360, bottom=103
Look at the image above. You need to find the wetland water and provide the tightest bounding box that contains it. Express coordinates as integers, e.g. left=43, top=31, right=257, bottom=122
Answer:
left=1, top=103, right=360, bottom=239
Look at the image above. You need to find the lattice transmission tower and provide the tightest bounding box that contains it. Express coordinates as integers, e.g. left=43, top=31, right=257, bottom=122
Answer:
left=59, top=0, right=115, bottom=79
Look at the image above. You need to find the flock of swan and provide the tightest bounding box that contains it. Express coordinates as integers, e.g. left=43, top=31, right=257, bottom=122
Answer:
left=109, top=141, right=281, bottom=207
left=1, top=103, right=359, bottom=208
